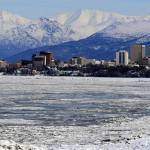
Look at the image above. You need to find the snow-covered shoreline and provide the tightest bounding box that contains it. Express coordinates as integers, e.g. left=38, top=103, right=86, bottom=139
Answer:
left=1, top=135, right=150, bottom=150
left=0, top=116, right=150, bottom=150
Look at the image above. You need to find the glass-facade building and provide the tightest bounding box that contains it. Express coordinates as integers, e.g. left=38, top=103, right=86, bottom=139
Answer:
left=116, top=50, right=129, bottom=66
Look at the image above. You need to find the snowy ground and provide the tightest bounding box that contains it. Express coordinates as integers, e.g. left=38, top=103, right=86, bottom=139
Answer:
left=0, top=76, right=150, bottom=149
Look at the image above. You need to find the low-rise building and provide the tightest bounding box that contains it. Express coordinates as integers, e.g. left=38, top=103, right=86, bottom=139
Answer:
left=142, top=57, right=150, bottom=66
left=70, top=57, right=85, bottom=66
left=69, top=57, right=96, bottom=66
left=20, top=60, right=32, bottom=68
left=32, top=55, right=46, bottom=69
left=0, top=60, right=8, bottom=68
left=104, top=60, right=116, bottom=67
left=9, top=62, right=21, bottom=69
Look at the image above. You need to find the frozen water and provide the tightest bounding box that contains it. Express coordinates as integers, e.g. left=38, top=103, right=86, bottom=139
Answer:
left=1, top=76, right=150, bottom=126
left=0, top=76, right=150, bottom=149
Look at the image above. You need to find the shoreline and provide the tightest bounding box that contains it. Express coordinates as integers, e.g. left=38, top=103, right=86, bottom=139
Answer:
left=1, top=74, right=150, bottom=79
left=0, top=116, right=150, bottom=150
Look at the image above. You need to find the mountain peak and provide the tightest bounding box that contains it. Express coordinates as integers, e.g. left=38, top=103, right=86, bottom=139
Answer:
left=53, top=9, right=125, bottom=39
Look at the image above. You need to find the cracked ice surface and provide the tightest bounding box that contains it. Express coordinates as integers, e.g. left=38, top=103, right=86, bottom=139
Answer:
left=0, top=76, right=150, bottom=149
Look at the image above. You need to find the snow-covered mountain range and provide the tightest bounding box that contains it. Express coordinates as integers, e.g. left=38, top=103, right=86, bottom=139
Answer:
left=54, top=9, right=150, bottom=39
left=0, top=11, right=73, bottom=57
left=1, top=9, right=150, bottom=59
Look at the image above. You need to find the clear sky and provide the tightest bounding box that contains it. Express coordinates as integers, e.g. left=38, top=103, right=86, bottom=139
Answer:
left=0, top=0, right=150, bottom=19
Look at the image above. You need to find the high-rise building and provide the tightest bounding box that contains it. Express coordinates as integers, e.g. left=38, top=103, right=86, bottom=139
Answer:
left=32, top=51, right=54, bottom=70
left=130, top=44, right=146, bottom=64
left=145, top=46, right=150, bottom=57
left=39, top=51, right=53, bottom=66
left=116, top=50, right=129, bottom=66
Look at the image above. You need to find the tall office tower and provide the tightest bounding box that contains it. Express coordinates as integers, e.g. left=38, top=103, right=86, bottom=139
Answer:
left=40, top=51, right=53, bottom=66
left=130, top=44, right=146, bottom=64
left=145, top=46, right=150, bottom=57
left=116, top=50, right=129, bottom=66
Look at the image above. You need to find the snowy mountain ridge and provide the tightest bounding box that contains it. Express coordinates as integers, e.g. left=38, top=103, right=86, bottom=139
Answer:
left=1, top=9, right=150, bottom=59
left=54, top=9, right=150, bottom=39
left=1, top=9, right=150, bottom=41
left=0, top=11, right=73, bottom=57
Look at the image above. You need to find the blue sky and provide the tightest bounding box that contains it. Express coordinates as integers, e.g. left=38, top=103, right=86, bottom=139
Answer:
left=0, top=0, right=150, bottom=19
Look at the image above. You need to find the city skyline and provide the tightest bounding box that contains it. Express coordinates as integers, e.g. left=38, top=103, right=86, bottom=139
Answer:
left=0, top=0, right=150, bottom=19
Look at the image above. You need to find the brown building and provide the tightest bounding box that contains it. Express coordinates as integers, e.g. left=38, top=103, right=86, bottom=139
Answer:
left=32, top=51, right=54, bottom=70
left=130, top=44, right=146, bottom=65
left=39, top=51, right=53, bottom=66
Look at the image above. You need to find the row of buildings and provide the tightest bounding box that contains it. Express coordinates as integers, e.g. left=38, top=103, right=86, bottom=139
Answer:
left=65, top=44, right=150, bottom=67
left=0, top=44, right=150, bottom=74
left=116, top=45, right=150, bottom=66
left=0, top=51, right=55, bottom=75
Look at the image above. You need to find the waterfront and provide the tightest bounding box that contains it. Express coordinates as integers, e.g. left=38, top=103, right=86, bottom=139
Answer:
left=0, top=76, right=150, bottom=149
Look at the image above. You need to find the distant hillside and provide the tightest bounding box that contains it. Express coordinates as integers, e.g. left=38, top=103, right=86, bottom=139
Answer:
left=7, top=33, right=150, bottom=62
